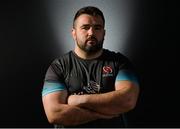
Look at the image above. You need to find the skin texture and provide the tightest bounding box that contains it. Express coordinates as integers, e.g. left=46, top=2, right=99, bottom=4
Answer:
left=42, top=14, right=140, bottom=126
left=68, top=81, right=139, bottom=115
left=72, top=14, right=105, bottom=59
left=42, top=91, right=118, bottom=126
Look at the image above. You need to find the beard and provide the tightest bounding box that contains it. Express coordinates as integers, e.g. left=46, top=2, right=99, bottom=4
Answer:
left=76, top=37, right=104, bottom=53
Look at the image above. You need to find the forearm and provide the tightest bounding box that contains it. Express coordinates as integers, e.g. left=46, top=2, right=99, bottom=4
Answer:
left=42, top=90, right=118, bottom=127
left=68, top=91, right=124, bottom=115
left=68, top=84, right=139, bottom=115
left=48, top=103, right=116, bottom=126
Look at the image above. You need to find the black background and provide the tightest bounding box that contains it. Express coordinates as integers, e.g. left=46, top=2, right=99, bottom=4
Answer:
left=0, top=0, right=179, bottom=127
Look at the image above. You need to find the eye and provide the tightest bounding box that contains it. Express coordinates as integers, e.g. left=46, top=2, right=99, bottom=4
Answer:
left=94, top=25, right=102, bottom=30
left=95, top=27, right=101, bottom=30
left=81, top=25, right=90, bottom=30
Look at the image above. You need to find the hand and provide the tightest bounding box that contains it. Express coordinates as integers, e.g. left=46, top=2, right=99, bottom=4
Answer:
left=68, top=95, right=86, bottom=106
left=67, top=95, right=76, bottom=105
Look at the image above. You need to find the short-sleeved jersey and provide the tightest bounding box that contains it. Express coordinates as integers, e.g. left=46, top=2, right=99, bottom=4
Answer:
left=42, top=49, right=139, bottom=128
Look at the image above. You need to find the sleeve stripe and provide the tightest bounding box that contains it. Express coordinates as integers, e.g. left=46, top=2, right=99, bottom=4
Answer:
left=42, top=82, right=66, bottom=96
left=115, top=70, right=139, bottom=85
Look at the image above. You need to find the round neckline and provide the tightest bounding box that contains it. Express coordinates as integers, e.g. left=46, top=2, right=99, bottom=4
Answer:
left=71, top=50, right=104, bottom=62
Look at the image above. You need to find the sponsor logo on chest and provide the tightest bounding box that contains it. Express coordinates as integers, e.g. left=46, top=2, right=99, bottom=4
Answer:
left=102, top=65, right=113, bottom=77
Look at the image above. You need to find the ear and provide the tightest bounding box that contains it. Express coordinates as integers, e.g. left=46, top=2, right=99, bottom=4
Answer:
left=71, top=28, right=76, bottom=41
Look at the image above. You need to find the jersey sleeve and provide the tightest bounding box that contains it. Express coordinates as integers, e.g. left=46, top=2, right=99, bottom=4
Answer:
left=115, top=54, right=139, bottom=86
left=42, top=59, right=67, bottom=96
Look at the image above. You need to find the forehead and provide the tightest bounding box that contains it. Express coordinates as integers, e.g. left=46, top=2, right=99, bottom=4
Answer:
left=75, top=14, right=104, bottom=26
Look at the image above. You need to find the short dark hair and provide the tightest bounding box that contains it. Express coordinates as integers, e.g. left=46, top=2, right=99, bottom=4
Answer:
left=73, top=6, right=105, bottom=28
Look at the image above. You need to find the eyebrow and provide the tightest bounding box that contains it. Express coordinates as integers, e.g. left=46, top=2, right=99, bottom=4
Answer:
left=80, top=24, right=103, bottom=28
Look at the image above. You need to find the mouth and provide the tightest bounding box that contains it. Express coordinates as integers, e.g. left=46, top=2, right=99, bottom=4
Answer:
left=86, top=40, right=96, bottom=45
left=86, top=38, right=97, bottom=45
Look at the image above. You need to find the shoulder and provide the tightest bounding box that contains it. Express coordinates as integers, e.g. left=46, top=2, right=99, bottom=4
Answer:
left=47, top=51, right=73, bottom=72
left=102, top=49, right=133, bottom=69
left=102, top=49, right=129, bottom=62
left=52, top=51, right=73, bottom=65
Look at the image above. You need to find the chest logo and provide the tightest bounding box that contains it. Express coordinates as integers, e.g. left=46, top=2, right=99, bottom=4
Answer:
left=102, top=66, right=113, bottom=77
left=103, top=66, right=113, bottom=74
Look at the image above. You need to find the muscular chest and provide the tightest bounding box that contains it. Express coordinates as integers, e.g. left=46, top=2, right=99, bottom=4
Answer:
left=64, top=60, right=118, bottom=94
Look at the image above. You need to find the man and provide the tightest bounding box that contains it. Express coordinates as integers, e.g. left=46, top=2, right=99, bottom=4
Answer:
left=42, top=6, right=139, bottom=128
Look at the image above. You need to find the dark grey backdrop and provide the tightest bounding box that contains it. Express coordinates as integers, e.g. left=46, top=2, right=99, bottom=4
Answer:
left=0, top=0, right=179, bottom=127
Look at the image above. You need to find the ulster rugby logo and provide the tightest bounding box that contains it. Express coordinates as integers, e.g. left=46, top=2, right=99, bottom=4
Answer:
left=102, top=66, right=113, bottom=77
left=103, top=66, right=113, bottom=74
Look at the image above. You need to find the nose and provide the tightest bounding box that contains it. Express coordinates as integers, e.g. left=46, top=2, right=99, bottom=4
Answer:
left=87, top=27, right=95, bottom=36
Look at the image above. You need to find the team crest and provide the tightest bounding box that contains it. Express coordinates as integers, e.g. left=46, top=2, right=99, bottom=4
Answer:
left=102, top=66, right=113, bottom=77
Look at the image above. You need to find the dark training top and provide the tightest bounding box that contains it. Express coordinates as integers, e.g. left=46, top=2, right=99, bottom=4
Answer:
left=42, top=49, right=139, bottom=128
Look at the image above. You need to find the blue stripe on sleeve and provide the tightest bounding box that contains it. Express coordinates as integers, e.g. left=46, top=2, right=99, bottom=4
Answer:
left=42, top=82, right=66, bottom=96
left=115, top=70, right=139, bottom=85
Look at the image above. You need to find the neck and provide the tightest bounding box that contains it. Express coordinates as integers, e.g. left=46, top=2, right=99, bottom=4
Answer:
left=74, top=47, right=103, bottom=60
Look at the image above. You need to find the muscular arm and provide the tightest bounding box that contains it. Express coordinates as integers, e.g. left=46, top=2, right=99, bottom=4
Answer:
left=42, top=90, right=117, bottom=126
left=68, top=80, right=139, bottom=115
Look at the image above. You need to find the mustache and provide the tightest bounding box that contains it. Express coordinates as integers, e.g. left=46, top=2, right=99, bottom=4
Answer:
left=86, top=36, right=98, bottom=42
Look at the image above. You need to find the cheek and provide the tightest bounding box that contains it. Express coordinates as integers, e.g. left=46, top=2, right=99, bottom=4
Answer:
left=96, top=30, right=105, bottom=37
left=97, top=33, right=104, bottom=40
left=77, top=32, right=86, bottom=40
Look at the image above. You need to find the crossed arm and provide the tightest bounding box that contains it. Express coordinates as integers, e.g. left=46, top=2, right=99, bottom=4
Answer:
left=42, top=91, right=117, bottom=126
left=42, top=80, right=139, bottom=126
left=68, top=80, right=139, bottom=115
